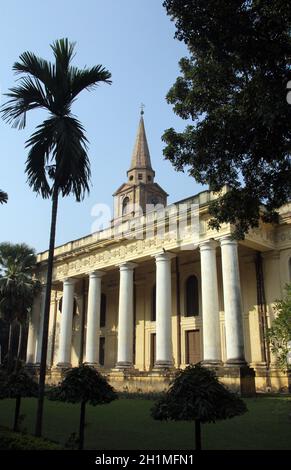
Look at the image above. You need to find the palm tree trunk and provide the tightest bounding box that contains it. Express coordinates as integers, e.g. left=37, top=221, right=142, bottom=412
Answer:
left=35, top=186, right=59, bottom=437
left=195, top=419, right=202, bottom=451
left=13, top=396, right=21, bottom=432
left=78, top=400, right=86, bottom=450
left=17, top=323, right=22, bottom=362
left=7, top=320, right=17, bottom=373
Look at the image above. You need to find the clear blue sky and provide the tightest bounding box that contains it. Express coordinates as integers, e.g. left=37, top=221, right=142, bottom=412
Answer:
left=0, top=0, right=203, bottom=253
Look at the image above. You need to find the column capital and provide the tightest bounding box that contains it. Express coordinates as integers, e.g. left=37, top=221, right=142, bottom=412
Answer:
left=88, top=270, right=105, bottom=279
left=199, top=239, right=218, bottom=251
left=63, top=277, right=78, bottom=286
left=219, top=235, right=238, bottom=247
left=153, top=251, right=176, bottom=263
left=118, top=262, right=138, bottom=271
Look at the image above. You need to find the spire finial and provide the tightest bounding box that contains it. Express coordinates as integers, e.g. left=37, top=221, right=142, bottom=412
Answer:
left=140, top=103, right=145, bottom=116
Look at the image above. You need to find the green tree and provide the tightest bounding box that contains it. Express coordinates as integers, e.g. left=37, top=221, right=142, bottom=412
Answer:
left=267, top=285, right=291, bottom=372
left=48, top=365, right=117, bottom=450
left=0, top=368, right=38, bottom=432
left=163, top=0, right=291, bottom=239
left=0, top=243, right=40, bottom=372
left=1, top=38, right=111, bottom=437
left=151, top=364, right=247, bottom=450
left=0, top=190, right=8, bottom=204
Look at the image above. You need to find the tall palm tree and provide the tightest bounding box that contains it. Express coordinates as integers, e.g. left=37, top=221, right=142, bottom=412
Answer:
left=0, top=190, right=8, bottom=204
left=0, top=242, right=39, bottom=372
left=1, top=38, right=111, bottom=437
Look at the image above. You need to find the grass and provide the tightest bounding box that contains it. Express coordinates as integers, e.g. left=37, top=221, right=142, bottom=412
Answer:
left=0, top=396, right=290, bottom=450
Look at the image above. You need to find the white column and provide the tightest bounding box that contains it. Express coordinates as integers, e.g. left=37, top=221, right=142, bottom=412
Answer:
left=154, top=252, right=175, bottom=368
left=116, top=262, right=137, bottom=368
left=85, top=270, right=104, bottom=365
left=57, top=278, right=76, bottom=367
left=220, top=236, right=246, bottom=364
left=26, top=289, right=43, bottom=364
left=200, top=240, right=221, bottom=364
left=35, top=286, right=46, bottom=364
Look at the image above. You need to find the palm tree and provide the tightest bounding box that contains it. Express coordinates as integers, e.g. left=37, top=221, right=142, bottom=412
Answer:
left=1, top=38, right=111, bottom=437
left=0, top=190, right=8, bottom=204
left=0, top=242, right=39, bottom=372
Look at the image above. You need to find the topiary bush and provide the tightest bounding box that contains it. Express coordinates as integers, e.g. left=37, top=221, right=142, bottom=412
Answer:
left=151, top=364, right=247, bottom=450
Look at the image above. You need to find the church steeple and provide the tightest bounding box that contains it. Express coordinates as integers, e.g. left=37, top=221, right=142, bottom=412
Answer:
left=127, top=111, right=155, bottom=184
left=113, top=109, right=168, bottom=221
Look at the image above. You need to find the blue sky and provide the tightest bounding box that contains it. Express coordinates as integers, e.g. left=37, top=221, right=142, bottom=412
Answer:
left=0, top=0, right=203, bottom=253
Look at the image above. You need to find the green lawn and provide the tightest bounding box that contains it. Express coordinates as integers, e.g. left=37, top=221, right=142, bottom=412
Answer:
left=0, top=396, right=290, bottom=450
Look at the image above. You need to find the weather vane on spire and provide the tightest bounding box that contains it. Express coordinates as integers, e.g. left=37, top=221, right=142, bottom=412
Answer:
left=140, top=103, right=145, bottom=116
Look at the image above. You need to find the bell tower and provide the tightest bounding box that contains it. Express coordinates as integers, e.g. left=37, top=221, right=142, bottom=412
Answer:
left=113, top=109, right=168, bottom=220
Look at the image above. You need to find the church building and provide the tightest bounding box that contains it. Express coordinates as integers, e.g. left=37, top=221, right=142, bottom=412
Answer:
left=26, top=111, right=291, bottom=393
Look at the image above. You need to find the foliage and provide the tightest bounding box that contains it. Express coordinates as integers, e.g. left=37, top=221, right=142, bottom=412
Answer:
left=0, top=190, right=8, bottom=204
left=267, top=284, right=291, bottom=372
left=1, top=38, right=112, bottom=201
left=0, top=426, right=62, bottom=450
left=48, top=365, right=118, bottom=405
left=0, top=242, right=40, bottom=323
left=0, top=369, right=38, bottom=399
left=151, top=364, right=247, bottom=423
left=163, top=0, right=291, bottom=238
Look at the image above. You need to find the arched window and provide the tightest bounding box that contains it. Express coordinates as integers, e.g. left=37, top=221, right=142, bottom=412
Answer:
left=151, top=284, right=156, bottom=321
left=185, top=275, right=199, bottom=317
left=100, top=293, right=106, bottom=327
left=122, top=196, right=130, bottom=216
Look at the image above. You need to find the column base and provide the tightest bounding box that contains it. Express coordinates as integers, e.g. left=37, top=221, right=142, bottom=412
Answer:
left=83, top=362, right=99, bottom=368
left=56, top=362, right=72, bottom=369
left=154, top=360, right=173, bottom=369
left=225, top=358, right=248, bottom=366
left=201, top=360, right=223, bottom=369
left=115, top=361, right=134, bottom=370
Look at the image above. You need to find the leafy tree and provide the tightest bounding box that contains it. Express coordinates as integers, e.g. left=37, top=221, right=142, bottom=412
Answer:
left=267, top=285, right=291, bottom=372
left=151, top=364, right=247, bottom=450
left=163, top=0, right=291, bottom=238
left=0, top=368, right=38, bottom=432
left=0, top=243, right=40, bottom=372
left=48, top=365, right=117, bottom=450
left=1, top=38, right=111, bottom=437
left=0, top=190, right=8, bottom=204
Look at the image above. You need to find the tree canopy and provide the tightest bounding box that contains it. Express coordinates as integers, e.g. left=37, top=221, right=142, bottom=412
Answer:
left=163, top=0, right=291, bottom=238
left=0, top=190, right=8, bottom=204
left=267, top=284, right=291, bottom=372
left=48, top=365, right=118, bottom=405
left=151, top=364, right=247, bottom=423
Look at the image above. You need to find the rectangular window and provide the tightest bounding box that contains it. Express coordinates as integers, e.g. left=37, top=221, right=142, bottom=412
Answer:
left=99, top=337, right=105, bottom=366
left=185, top=329, right=201, bottom=364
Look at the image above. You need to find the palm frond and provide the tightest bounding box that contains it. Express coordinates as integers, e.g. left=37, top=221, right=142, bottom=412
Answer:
left=0, top=190, right=8, bottom=204
left=1, top=76, right=52, bottom=129
left=25, top=118, right=58, bottom=197
left=13, top=51, right=56, bottom=95
left=53, top=116, right=91, bottom=201
left=70, top=65, right=112, bottom=98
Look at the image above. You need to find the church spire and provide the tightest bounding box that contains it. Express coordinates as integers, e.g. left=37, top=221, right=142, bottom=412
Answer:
left=128, top=109, right=154, bottom=173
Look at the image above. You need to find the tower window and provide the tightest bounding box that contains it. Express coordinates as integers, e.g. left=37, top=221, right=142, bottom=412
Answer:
left=147, top=175, right=151, bottom=182
left=122, top=196, right=130, bottom=215
left=129, top=175, right=133, bottom=181
left=138, top=173, right=143, bottom=180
